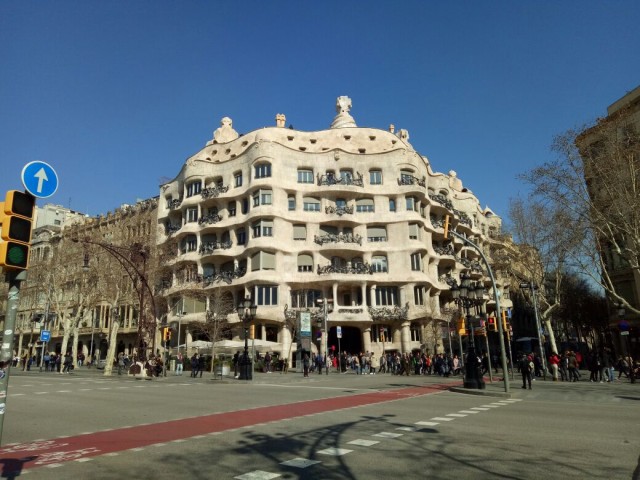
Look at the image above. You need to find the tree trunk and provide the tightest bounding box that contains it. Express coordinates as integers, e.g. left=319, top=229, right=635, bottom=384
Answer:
left=59, top=318, right=71, bottom=372
left=544, top=319, right=558, bottom=355
left=103, top=319, right=121, bottom=376
left=71, top=324, right=79, bottom=368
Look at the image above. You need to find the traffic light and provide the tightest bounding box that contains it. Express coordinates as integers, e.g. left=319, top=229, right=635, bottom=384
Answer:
left=379, top=327, right=386, bottom=342
left=163, top=327, right=172, bottom=342
left=443, top=215, right=450, bottom=239
left=487, top=316, right=497, bottom=332
left=456, top=317, right=466, bottom=335
left=0, top=190, right=36, bottom=270
left=249, top=324, right=255, bottom=340
left=501, top=310, right=508, bottom=332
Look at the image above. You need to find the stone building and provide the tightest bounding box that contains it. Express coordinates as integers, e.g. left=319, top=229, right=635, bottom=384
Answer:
left=157, top=97, right=509, bottom=364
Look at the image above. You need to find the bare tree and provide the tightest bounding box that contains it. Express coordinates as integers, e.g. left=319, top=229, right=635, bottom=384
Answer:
left=521, top=111, right=640, bottom=314
left=190, top=287, right=234, bottom=372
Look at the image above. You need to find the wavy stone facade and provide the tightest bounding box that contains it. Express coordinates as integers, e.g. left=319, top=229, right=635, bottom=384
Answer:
left=157, top=97, right=503, bottom=362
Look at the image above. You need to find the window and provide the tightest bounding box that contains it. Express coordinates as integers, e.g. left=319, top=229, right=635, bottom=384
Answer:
left=181, top=235, right=197, bottom=253
left=372, top=255, right=388, bottom=273
left=255, top=285, right=278, bottom=306
left=297, top=254, right=313, bottom=272
left=303, top=197, right=321, bottom=212
left=234, top=171, right=243, bottom=187
left=369, top=169, right=382, bottom=185
left=293, top=224, right=307, bottom=240
left=228, top=201, right=236, bottom=217
left=297, top=169, right=314, bottom=183
left=255, top=163, right=272, bottom=178
left=389, top=198, right=396, bottom=212
left=409, top=223, right=419, bottom=240
left=406, top=196, right=417, bottom=212
left=367, top=226, right=387, bottom=242
left=242, top=198, right=249, bottom=214
left=400, top=169, right=414, bottom=184
left=186, top=181, right=201, bottom=197
left=252, top=220, right=273, bottom=238
left=414, top=286, right=424, bottom=305
left=336, top=198, right=347, bottom=209
left=411, top=252, right=422, bottom=271
left=251, top=251, right=276, bottom=271
left=253, top=189, right=272, bottom=207
left=320, top=225, right=338, bottom=236
left=236, top=228, right=246, bottom=245
left=340, top=169, right=353, bottom=184
left=375, top=286, right=398, bottom=306
left=356, top=198, right=374, bottom=212
left=288, top=195, right=296, bottom=211
left=291, top=289, right=322, bottom=308
left=186, top=207, right=198, bottom=223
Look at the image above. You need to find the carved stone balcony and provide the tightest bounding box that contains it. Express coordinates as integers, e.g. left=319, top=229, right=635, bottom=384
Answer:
left=317, top=172, right=364, bottom=187
left=201, top=184, right=229, bottom=199
left=199, top=241, right=232, bottom=255
left=325, top=205, right=354, bottom=216
left=317, top=263, right=373, bottom=275
left=314, top=233, right=363, bottom=246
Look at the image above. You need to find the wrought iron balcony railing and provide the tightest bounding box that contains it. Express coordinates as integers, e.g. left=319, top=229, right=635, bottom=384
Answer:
left=325, top=205, right=354, bottom=216
left=428, top=193, right=454, bottom=211
left=317, top=262, right=373, bottom=275
left=203, top=267, right=246, bottom=285
left=317, top=172, right=364, bottom=187
left=368, top=303, right=409, bottom=321
left=397, top=175, right=426, bottom=187
left=198, top=213, right=223, bottom=225
left=453, top=209, right=473, bottom=227
left=167, top=199, right=182, bottom=210
left=165, top=223, right=181, bottom=235
left=434, top=244, right=455, bottom=256
left=314, top=233, right=363, bottom=246
left=201, top=184, right=229, bottom=199
left=199, top=240, right=232, bottom=255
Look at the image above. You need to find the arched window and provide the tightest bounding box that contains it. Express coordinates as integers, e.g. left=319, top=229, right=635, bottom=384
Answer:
left=254, top=163, right=272, bottom=179
left=371, top=255, right=388, bottom=273
left=186, top=180, right=201, bottom=197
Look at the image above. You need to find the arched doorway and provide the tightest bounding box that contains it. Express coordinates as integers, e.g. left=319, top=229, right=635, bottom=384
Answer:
left=328, top=326, right=362, bottom=354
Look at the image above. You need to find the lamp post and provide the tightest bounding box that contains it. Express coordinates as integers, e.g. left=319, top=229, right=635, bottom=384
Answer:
left=72, top=237, right=157, bottom=360
left=451, top=273, right=486, bottom=389
left=317, top=298, right=332, bottom=370
left=236, top=297, right=257, bottom=380
left=616, top=303, right=635, bottom=383
left=520, top=281, right=547, bottom=380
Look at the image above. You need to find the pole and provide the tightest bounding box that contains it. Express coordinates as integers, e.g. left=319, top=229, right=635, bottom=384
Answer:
left=0, top=270, right=27, bottom=445
left=450, top=230, right=510, bottom=393
left=530, top=284, right=547, bottom=380
left=484, top=333, right=493, bottom=382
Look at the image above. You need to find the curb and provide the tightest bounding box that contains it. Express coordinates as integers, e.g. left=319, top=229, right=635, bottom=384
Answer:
left=449, top=386, right=512, bottom=398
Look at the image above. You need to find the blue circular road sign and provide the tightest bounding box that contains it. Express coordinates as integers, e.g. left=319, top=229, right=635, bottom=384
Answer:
left=21, top=160, right=59, bottom=198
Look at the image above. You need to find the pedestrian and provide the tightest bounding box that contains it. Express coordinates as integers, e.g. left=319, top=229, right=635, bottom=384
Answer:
left=264, top=352, right=272, bottom=373
left=117, top=352, right=125, bottom=375
left=567, top=351, right=580, bottom=382
left=190, top=353, right=199, bottom=378
left=233, top=350, right=240, bottom=378
left=175, top=352, right=184, bottom=376
left=601, top=348, right=614, bottom=383
left=370, top=353, right=378, bottom=375
left=520, top=354, right=533, bottom=389
left=62, top=352, right=73, bottom=374
left=303, top=353, right=310, bottom=377
left=198, top=354, right=205, bottom=378
left=549, top=352, right=560, bottom=381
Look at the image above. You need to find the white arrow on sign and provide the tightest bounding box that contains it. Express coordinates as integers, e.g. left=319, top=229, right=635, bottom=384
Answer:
left=35, top=168, right=49, bottom=193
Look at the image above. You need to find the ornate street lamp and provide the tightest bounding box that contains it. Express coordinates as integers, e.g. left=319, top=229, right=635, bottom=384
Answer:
left=451, top=273, right=486, bottom=389
left=236, top=297, right=257, bottom=380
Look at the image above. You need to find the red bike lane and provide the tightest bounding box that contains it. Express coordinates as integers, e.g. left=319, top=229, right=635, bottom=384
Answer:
left=0, top=383, right=452, bottom=475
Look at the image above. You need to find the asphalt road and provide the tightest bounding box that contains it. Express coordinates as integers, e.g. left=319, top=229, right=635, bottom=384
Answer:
left=1, top=368, right=638, bottom=479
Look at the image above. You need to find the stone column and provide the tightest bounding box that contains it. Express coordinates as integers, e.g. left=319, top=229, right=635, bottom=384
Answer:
left=281, top=325, right=292, bottom=368
left=363, top=327, right=372, bottom=354
left=400, top=321, right=411, bottom=353
left=261, top=323, right=267, bottom=341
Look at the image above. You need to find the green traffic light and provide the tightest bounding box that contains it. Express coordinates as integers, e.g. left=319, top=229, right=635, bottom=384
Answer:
left=4, top=242, right=29, bottom=268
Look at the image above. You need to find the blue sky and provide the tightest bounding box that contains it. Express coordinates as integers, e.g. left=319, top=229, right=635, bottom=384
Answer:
left=1, top=1, right=638, bottom=224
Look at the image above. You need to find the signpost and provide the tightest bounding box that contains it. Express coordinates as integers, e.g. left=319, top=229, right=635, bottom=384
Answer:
left=21, top=161, right=59, bottom=198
